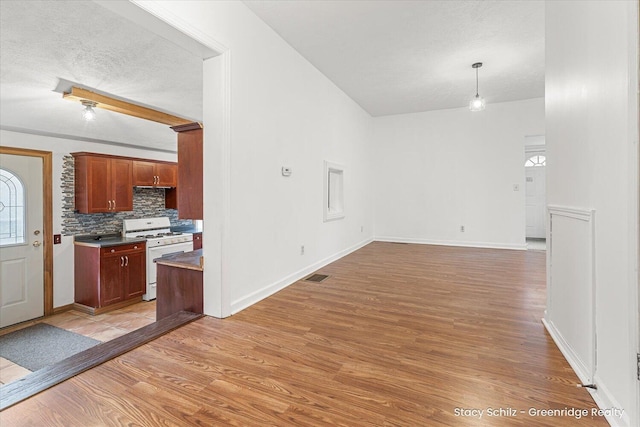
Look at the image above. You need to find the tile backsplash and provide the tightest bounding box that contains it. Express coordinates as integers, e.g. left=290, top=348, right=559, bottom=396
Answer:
left=61, top=155, right=191, bottom=235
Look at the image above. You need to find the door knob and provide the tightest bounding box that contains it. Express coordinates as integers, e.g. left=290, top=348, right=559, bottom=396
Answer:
left=32, top=240, right=41, bottom=247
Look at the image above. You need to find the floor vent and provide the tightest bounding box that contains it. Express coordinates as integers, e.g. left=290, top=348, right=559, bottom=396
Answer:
left=305, top=274, right=330, bottom=283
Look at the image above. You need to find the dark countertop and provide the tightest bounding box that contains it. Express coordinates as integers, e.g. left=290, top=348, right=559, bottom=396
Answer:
left=74, top=233, right=147, bottom=248
left=155, top=249, right=203, bottom=271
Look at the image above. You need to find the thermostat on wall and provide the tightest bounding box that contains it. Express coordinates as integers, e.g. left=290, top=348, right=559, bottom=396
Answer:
left=282, top=167, right=292, bottom=177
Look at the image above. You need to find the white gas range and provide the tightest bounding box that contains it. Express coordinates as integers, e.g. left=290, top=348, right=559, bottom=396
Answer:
left=123, top=217, right=193, bottom=301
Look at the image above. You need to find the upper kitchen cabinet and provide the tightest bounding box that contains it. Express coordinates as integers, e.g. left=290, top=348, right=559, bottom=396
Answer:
left=132, top=160, right=177, bottom=187
left=174, top=126, right=203, bottom=220
left=73, top=153, right=133, bottom=213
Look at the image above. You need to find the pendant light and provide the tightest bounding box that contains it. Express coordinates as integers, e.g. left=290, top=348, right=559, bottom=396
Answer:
left=81, top=100, right=97, bottom=121
left=469, top=62, right=486, bottom=112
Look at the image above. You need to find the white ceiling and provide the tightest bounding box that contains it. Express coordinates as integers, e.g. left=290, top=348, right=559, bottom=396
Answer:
left=0, top=1, right=544, bottom=152
left=0, top=0, right=205, bottom=152
left=244, top=0, right=545, bottom=116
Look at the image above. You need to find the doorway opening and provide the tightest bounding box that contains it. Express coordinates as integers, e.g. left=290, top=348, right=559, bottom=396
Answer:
left=524, top=136, right=546, bottom=251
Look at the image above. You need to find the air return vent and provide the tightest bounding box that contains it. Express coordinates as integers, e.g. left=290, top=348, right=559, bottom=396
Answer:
left=305, top=274, right=330, bottom=283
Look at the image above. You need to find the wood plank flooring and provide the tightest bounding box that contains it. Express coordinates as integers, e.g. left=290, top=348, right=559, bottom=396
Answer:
left=0, top=242, right=606, bottom=426
left=0, top=311, right=202, bottom=411
left=0, top=300, right=156, bottom=386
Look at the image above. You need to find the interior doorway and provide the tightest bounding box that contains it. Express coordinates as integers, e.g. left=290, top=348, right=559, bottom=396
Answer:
left=524, top=136, right=546, bottom=250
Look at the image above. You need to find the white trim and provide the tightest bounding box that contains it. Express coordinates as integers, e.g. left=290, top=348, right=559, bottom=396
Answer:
left=323, top=161, right=345, bottom=222
left=543, top=318, right=630, bottom=426
left=590, top=374, right=631, bottom=427
left=548, top=205, right=594, bottom=222
left=131, top=1, right=228, bottom=54
left=546, top=206, right=596, bottom=384
left=230, top=238, right=373, bottom=314
left=374, top=236, right=527, bottom=251
left=131, top=0, right=233, bottom=318
left=542, top=318, right=591, bottom=384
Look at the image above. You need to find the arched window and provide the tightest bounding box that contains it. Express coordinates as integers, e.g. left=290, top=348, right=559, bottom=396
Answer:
left=525, top=155, right=546, bottom=167
left=0, top=168, right=25, bottom=246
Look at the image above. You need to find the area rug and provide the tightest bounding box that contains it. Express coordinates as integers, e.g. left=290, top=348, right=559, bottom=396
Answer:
left=0, top=323, right=100, bottom=371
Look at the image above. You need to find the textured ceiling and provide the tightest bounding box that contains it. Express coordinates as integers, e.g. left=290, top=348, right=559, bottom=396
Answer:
left=0, top=0, right=204, bottom=152
left=244, top=0, right=545, bottom=116
left=1, top=1, right=544, bottom=152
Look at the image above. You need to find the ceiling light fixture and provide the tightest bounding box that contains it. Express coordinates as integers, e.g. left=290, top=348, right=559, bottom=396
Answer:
left=81, top=100, right=97, bottom=121
left=469, top=62, right=486, bottom=112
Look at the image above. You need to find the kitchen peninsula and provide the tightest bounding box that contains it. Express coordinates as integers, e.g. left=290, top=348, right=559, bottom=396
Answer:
left=155, top=249, right=203, bottom=320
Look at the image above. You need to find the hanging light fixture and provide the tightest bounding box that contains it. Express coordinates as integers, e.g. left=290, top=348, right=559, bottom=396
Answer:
left=81, top=100, right=97, bottom=121
left=469, top=62, right=486, bottom=112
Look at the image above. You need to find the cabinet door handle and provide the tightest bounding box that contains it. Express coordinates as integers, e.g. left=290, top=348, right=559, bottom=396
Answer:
left=125, top=255, right=129, bottom=266
left=120, top=256, right=124, bottom=267
left=112, top=200, right=116, bottom=210
left=108, top=200, right=112, bottom=210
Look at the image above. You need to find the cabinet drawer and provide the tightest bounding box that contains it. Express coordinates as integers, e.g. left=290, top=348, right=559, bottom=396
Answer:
left=100, top=242, right=145, bottom=256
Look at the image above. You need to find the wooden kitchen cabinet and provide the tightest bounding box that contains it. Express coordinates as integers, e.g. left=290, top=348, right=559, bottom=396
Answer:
left=155, top=249, right=203, bottom=320
left=175, top=127, right=203, bottom=219
left=74, top=242, right=146, bottom=314
left=192, top=232, right=202, bottom=250
left=73, top=153, right=133, bottom=213
left=132, top=160, right=177, bottom=187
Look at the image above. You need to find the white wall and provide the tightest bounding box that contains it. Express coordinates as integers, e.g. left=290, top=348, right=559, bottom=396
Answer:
left=371, top=98, right=544, bottom=249
left=545, top=1, right=638, bottom=426
left=0, top=129, right=176, bottom=308
left=138, top=1, right=374, bottom=315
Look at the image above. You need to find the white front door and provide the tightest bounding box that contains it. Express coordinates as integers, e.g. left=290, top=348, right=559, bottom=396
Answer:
left=0, top=154, right=44, bottom=327
left=525, top=154, right=546, bottom=239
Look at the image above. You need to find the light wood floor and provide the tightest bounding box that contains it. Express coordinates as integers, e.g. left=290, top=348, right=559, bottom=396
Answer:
left=0, top=242, right=605, bottom=426
left=0, top=301, right=156, bottom=386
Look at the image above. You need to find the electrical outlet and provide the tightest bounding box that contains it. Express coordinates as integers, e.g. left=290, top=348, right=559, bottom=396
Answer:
left=300, top=245, right=305, bottom=255
left=460, top=225, right=465, bottom=232
left=53, top=234, right=62, bottom=244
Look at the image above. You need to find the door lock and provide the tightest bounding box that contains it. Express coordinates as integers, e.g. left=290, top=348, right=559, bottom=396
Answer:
left=34, top=230, right=40, bottom=235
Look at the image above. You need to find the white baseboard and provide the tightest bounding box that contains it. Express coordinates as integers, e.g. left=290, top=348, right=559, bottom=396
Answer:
left=230, top=237, right=374, bottom=314
left=543, top=318, right=630, bottom=427
left=374, top=236, right=527, bottom=251
left=589, top=375, right=630, bottom=427
left=542, top=317, right=591, bottom=384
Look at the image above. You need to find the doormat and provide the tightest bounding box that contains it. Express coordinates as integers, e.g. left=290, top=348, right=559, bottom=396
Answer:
left=0, top=323, right=100, bottom=372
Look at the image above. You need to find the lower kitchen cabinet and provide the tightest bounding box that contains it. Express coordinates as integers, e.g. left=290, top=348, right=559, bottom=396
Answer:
left=193, top=232, right=202, bottom=250
left=74, top=242, right=146, bottom=314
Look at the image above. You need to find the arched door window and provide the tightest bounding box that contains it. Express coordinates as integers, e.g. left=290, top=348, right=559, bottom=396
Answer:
left=0, top=168, right=25, bottom=246
left=525, top=155, right=546, bottom=167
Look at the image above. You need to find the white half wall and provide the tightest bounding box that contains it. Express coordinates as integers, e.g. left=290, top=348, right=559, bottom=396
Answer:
left=545, top=1, right=639, bottom=426
left=543, top=206, right=596, bottom=385
left=0, top=129, right=177, bottom=308
left=138, top=1, right=374, bottom=315
left=371, top=98, right=544, bottom=249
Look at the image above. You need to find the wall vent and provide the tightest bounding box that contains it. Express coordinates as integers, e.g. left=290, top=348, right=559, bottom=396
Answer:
left=305, top=274, right=330, bottom=283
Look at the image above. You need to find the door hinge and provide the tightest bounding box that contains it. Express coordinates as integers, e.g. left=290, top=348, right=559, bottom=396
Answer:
left=637, top=353, right=640, bottom=380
